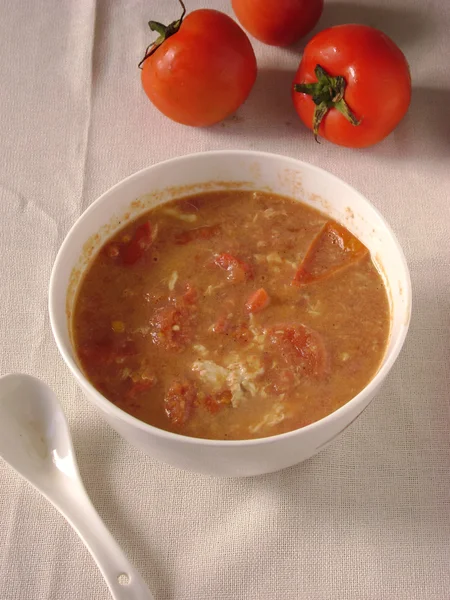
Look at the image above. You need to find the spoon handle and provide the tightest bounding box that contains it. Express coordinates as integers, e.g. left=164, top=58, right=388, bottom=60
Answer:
left=55, top=485, right=155, bottom=600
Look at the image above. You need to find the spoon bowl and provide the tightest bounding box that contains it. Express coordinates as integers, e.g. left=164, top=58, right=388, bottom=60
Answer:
left=0, top=373, right=154, bottom=600
left=0, top=373, right=76, bottom=489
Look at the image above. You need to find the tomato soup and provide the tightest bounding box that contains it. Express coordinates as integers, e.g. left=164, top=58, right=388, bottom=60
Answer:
left=72, top=190, right=390, bottom=440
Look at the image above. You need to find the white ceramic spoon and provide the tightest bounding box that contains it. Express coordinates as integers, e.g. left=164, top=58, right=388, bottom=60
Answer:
left=0, top=373, right=155, bottom=600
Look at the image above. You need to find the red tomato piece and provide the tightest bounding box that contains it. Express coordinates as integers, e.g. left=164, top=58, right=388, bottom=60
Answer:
left=245, top=288, right=270, bottom=313
left=211, top=314, right=230, bottom=335
left=232, top=0, right=323, bottom=47
left=292, top=25, right=411, bottom=147
left=214, top=253, right=253, bottom=283
left=175, top=224, right=221, bottom=245
left=150, top=284, right=197, bottom=352
left=150, top=306, right=191, bottom=352
left=123, top=221, right=152, bottom=266
left=202, top=390, right=233, bottom=414
left=203, top=395, right=221, bottom=415
left=269, top=324, right=329, bottom=378
left=292, top=221, right=369, bottom=286
left=140, top=6, right=257, bottom=126
left=164, top=380, right=197, bottom=425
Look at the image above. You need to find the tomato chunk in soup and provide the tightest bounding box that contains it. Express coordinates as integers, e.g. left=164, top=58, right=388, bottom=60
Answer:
left=72, top=190, right=390, bottom=440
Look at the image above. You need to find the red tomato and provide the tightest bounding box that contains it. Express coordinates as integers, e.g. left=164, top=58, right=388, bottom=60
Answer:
left=245, top=288, right=270, bottom=313
left=292, top=25, right=411, bottom=147
left=232, top=0, right=323, bottom=47
left=213, top=253, right=253, bottom=283
left=140, top=3, right=257, bottom=126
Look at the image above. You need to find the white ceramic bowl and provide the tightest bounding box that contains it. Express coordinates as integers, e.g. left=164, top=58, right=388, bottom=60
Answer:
left=49, top=151, right=411, bottom=477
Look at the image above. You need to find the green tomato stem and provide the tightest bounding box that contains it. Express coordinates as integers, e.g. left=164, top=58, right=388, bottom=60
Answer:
left=139, top=0, right=186, bottom=69
left=294, top=64, right=361, bottom=142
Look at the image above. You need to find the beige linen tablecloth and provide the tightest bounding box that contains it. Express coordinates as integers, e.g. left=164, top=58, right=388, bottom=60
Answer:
left=1, top=1, right=449, bottom=598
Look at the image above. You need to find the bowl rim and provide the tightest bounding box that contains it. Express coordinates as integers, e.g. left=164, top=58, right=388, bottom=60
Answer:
left=49, top=149, right=412, bottom=447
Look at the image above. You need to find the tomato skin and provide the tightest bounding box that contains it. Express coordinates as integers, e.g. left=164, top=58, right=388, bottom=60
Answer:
left=292, top=25, right=411, bottom=148
left=232, top=0, right=323, bottom=47
left=292, top=221, right=368, bottom=286
left=141, top=10, right=257, bottom=126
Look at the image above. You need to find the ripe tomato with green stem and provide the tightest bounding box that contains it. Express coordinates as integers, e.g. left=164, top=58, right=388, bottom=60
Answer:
left=231, top=0, right=323, bottom=47
left=292, top=25, right=411, bottom=148
left=139, top=0, right=257, bottom=127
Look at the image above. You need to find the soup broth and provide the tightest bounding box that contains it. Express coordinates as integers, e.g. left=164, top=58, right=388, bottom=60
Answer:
left=72, top=190, right=390, bottom=440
